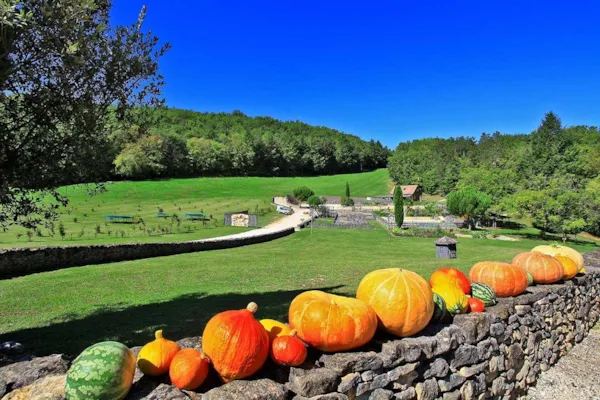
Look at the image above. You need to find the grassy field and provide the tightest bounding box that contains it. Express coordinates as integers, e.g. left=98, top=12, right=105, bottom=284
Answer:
left=0, top=169, right=391, bottom=248
left=0, top=227, right=595, bottom=356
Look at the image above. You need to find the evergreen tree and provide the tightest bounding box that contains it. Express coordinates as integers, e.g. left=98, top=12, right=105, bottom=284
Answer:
left=345, top=182, right=350, bottom=197
left=394, top=186, right=404, bottom=228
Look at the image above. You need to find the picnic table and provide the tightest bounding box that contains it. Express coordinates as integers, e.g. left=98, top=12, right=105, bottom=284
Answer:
left=157, top=212, right=170, bottom=218
left=104, top=215, right=135, bottom=223
left=183, top=213, right=210, bottom=221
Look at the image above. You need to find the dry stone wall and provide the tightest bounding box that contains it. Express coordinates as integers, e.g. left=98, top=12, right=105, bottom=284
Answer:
left=1, top=251, right=599, bottom=400
left=0, top=227, right=294, bottom=279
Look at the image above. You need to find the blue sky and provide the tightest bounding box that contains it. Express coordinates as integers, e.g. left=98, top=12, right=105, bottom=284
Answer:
left=112, top=1, right=600, bottom=148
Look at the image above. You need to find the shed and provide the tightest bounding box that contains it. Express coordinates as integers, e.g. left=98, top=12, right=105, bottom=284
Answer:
left=435, top=236, right=458, bottom=259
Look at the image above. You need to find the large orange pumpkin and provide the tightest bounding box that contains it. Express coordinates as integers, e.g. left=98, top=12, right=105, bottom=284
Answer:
left=357, top=268, right=434, bottom=337
left=270, top=330, right=307, bottom=367
left=512, top=252, right=564, bottom=284
left=202, top=302, right=269, bottom=382
left=288, top=291, right=377, bottom=352
left=554, top=255, right=579, bottom=280
left=137, top=330, right=181, bottom=376
left=429, top=267, right=471, bottom=294
left=169, top=349, right=210, bottom=390
left=469, top=262, right=529, bottom=297
left=532, top=244, right=584, bottom=272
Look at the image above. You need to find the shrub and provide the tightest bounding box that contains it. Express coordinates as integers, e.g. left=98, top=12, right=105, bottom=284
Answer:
left=341, top=196, right=354, bottom=207
left=58, top=222, right=66, bottom=240
left=308, top=195, right=323, bottom=208
left=293, top=186, right=315, bottom=201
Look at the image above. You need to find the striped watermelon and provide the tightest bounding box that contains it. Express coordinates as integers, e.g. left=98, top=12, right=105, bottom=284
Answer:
left=431, top=293, right=449, bottom=324
left=66, top=341, right=136, bottom=400
left=471, top=282, right=497, bottom=306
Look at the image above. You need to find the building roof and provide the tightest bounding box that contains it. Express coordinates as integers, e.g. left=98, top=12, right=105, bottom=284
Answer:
left=435, top=236, right=458, bottom=245
left=390, top=185, right=421, bottom=196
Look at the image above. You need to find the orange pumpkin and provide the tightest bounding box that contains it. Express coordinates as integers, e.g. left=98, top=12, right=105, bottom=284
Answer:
left=469, top=262, right=529, bottom=297
left=202, top=302, right=269, bottom=382
left=429, top=267, right=471, bottom=294
left=260, top=319, right=292, bottom=344
left=288, top=291, right=377, bottom=352
left=554, top=255, right=579, bottom=280
left=270, top=330, right=307, bottom=367
left=512, top=252, right=564, bottom=284
left=137, top=330, right=181, bottom=376
left=169, top=349, right=210, bottom=390
left=357, top=268, right=434, bottom=337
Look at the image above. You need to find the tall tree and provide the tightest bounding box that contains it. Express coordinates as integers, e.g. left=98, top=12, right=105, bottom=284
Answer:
left=527, top=112, right=570, bottom=179
left=0, top=0, right=168, bottom=228
left=393, top=185, right=404, bottom=228
left=345, top=182, right=350, bottom=197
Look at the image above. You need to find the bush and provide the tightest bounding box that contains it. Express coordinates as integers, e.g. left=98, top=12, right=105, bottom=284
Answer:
left=293, top=186, right=315, bottom=201
left=341, top=196, right=354, bottom=207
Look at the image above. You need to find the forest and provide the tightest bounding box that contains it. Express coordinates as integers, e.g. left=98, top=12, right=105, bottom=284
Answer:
left=111, top=108, right=390, bottom=179
left=388, top=112, right=600, bottom=236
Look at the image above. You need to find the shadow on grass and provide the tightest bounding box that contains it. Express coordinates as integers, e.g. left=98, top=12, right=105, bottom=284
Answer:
left=1, top=285, right=344, bottom=358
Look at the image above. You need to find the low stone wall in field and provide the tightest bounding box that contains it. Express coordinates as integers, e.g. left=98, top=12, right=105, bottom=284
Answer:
left=2, top=252, right=599, bottom=400
left=0, top=227, right=295, bottom=279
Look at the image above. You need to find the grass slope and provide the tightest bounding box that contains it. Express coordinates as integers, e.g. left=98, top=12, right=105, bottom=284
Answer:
left=0, top=227, right=594, bottom=356
left=0, top=169, right=390, bottom=248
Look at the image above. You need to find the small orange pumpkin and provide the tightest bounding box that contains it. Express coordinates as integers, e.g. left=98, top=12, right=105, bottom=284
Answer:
left=357, top=268, right=434, bottom=337
left=270, top=330, right=307, bottom=367
left=169, top=349, right=210, bottom=390
left=554, top=255, right=579, bottom=280
left=512, top=252, right=564, bottom=284
left=137, top=330, right=181, bottom=376
left=469, top=262, right=529, bottom=297
left=429, top=267, right=471, bottom=294
left=288, top=291, right=377, bottom=352
left=202, top=302, right=269, bottom=382
left=260, top=319, right=292, bottom=344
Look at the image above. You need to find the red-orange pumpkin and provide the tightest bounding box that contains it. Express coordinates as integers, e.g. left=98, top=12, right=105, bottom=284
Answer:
left=169, top=349, right=210, bottom=390
left=512, top=252, right=564, bottom=284
left=270, top=330, right=307, bottom=367
left=469, top=262, right=529, bottom=297
left=429, top=267, right=471, bottom=294
left=288, top=291, right=378, bottom=352
left=357, top=268, right=434, bottom=337
left=202, top=302, right=269, bottom=382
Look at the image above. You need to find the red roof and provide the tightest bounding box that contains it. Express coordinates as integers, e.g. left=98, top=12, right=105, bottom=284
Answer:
left=390, top=185, right=420, bottom=196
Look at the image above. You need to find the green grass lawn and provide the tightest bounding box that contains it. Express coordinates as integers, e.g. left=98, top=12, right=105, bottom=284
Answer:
left=0, top=227, right=595, bottom=357
left=0, top=169, right=390, bottom=248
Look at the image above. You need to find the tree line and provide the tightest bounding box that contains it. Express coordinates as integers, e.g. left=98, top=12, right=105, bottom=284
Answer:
left=388, top=112, right=600, bottom=237
left=112, top=108, right=390, bottom=179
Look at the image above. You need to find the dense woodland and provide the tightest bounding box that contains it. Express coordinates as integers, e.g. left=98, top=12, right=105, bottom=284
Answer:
left=112, top=108, right=390, bottom=179
left=388, top=112, right=600, bottom=236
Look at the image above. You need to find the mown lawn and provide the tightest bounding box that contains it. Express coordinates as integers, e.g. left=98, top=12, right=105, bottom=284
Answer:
left=0, top=227, right=595, bottom=356
left=0, top=169, right=390, bottom=248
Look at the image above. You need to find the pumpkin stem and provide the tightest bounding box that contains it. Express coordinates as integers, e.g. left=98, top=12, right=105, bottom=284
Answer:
left=247, top=302, right=258, bottom=313
left=155, top=330, right=164, bottom=339
left=289, top=329, right=297, bottom=337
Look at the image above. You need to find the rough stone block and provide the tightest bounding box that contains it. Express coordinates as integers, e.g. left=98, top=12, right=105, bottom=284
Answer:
left=288, top=367, right=339, bottom=397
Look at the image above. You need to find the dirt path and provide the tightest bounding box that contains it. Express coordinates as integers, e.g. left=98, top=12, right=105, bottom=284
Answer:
left=524, top=327, right=600, bottom=399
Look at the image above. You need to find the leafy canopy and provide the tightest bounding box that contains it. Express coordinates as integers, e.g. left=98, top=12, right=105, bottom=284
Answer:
left=0, top=0, right=168, bottom=229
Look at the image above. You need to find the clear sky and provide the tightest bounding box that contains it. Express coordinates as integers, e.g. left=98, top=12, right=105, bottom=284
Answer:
left=111, top=1, right=600, bottom=148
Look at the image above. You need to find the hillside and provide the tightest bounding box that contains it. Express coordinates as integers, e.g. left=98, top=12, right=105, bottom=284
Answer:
left=111, top=108, right=389, bottom=180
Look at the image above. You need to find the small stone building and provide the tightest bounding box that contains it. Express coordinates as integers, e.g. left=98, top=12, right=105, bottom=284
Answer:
left=435, top=236, right=457, bottom=258
left=223, top=211, right=258, bottom=227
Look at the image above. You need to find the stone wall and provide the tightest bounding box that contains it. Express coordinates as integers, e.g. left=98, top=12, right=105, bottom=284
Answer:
left=0, top=227, right=295, bottom=279
left=1, top=252, right=599, bottom=400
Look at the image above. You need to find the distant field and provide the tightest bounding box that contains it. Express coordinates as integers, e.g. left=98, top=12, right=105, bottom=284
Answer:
left=0, top=169, right=391, bottom=248
left=0, top=226, right=595, bottom=356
